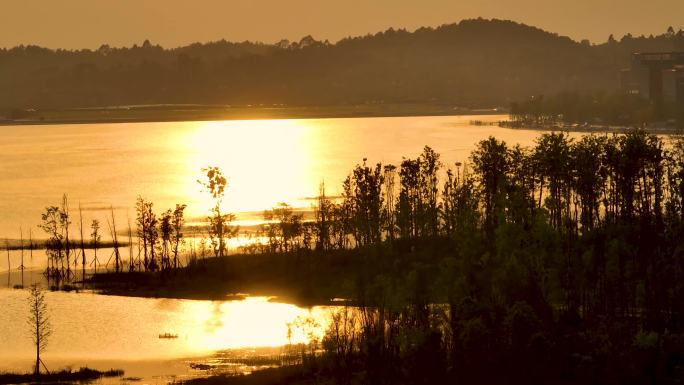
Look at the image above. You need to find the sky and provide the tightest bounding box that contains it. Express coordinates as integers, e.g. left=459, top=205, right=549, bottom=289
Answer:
left=2, top=0, right=683, bottom=49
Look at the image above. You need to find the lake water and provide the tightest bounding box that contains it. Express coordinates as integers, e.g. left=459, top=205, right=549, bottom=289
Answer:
left=0, top=287, right=332, bottom=382
left=0, top=114, right=571, bottom=245
left=0, top=115, right=620, bottom=381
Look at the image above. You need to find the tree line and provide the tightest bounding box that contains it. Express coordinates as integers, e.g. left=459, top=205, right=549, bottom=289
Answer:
left=508, top=91, right=683, bottom=128
left=248, top=129, right=684, bottom=384
left=38, top=195, right=187, bottom=281
left=2, top=20, right=683, bottom=111
left=36, top=128, right=684, bottom=383
left=37, top=165, right=244, bottom=281
left=238, top=129, right=684, bottom=336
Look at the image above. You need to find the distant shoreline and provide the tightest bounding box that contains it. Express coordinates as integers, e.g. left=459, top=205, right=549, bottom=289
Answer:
left=0, top=104, right=505, bottom=127
left=3, top=105, right=681, bottom=135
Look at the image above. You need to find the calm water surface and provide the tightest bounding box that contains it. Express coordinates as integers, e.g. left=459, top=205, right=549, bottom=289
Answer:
left=0, top=287, right=331, bottom=381
left=0, top=114, right=572, bottom=243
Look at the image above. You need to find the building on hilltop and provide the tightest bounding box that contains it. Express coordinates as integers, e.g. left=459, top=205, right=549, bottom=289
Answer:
left=621, top=52, right=684, bottom=111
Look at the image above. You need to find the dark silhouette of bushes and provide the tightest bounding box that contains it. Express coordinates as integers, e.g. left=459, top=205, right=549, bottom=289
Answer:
left=296, top=129, right=684, bottom=384
left=0, top=367, right=123, bottom=385
left=91, top=129, right=684, bottom=384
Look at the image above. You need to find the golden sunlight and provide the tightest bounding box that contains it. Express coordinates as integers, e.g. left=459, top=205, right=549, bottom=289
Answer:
left=178, top=298, right=328, bottom=354
left=183, top=120, right=318, bottom=216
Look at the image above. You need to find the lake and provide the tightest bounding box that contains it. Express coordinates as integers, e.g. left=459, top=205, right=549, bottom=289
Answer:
left=0, top=114, right=622, bottom=381
left=0, top=114, right=570, bottom=248
left=0, top=288, right=332, bottom=382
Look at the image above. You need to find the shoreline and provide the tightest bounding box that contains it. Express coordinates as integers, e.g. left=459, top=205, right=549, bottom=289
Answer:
left=89, top=275, right=342, bottom=307
left=3, top=104, right=680, bottom=136
left=499, top=120, right=684, bottom=134
left=0, top=104, right=503, bottom=127
left=84, top=250, right=362, bottom=307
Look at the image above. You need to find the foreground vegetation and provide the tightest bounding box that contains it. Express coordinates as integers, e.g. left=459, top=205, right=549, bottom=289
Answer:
left=86, top=129, right=684, bottom=384
left=0, top=367, right=123, bottom=385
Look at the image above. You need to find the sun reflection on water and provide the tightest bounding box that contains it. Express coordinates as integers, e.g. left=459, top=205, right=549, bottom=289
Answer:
left=150, top=296, right=330, bottom=358
left=0, top=291, right=331, bottom=364
left=1, top=114, right=522, bottom=238
left=182, top=120, right=318, bottom=217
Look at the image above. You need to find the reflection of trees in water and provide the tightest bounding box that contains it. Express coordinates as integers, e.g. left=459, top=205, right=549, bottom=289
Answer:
left=153, top=298, right=181, bottom=312
left=204, top=302, right=224, bottom=333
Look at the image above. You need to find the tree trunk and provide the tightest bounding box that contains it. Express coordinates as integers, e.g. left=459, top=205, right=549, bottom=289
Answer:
left=35, top=324, right=40, bottom=376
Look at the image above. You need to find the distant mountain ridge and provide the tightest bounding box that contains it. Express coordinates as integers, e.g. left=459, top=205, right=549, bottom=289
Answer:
left=1, top=18, right=683, bottom=110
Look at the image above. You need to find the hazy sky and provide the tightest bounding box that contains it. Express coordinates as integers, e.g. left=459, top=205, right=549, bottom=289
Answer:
left=2, top=0, right=683, bottom=49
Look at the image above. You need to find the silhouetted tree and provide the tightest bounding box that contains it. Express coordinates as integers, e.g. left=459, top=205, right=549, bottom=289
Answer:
left=263, top=203, right=303, bottom=253
left=60, top=195, right=72, bottom=279
left=90, top=219, right=101, bottom=273
left=171, top=204, right=186, bottom=269
left=135, top=197, right=153, bottom=270
left=418, top=146, right=441, bottom=238
left=397, top=158, right=421, bottom=240
left=159, top=209, right=172, bottom=271
left=350, top=160, right=384, bottom=247
left=77, top=204, right=87, bottom=281
left=27, top=285, right=51, bottom=376
left=314, top=183, right=333, bottom=251
left=39, top=206, right=65, bottom=280
left=383, top=165, right=398, bottom=242
left=198, top=167, right=237, bottom=257
left=471, top=137, right=509, bottom=242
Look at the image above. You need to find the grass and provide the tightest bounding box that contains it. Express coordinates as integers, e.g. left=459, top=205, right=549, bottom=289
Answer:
left=0, top=367, right=124, bottom=384
left=88, top=248, right=364, bottom=305
left=88, top=238, right=453, bottom=305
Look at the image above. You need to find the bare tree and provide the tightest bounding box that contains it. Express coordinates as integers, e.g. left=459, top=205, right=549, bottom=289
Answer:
left=107, top=207, right=121, bottom=273
left=61, top=194, right=72, bottom=279
left=20, top=227, right=25, bottom=287
left=90, top=220, right=101, bottom=274
left=27, top=285, right=51, bottom=376
left=78, top=204, right=86, bottom=281
left=128, top=218, right=134, bottom=272
left=5, top=239, right=10, bottom=287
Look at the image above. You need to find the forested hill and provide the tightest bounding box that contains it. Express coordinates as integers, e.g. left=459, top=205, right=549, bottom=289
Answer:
left=2, top=18, right=683, bottom=110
